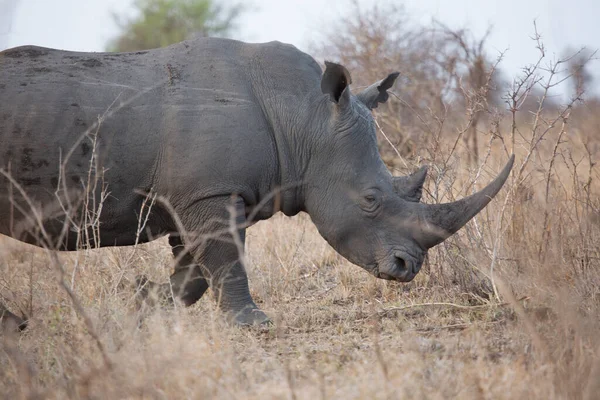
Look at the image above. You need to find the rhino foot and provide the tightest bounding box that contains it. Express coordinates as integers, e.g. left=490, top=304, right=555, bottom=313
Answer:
left=135, top=276, right=271, bottom=327
left=0, top=304, right=28, bottom=333
left=229, top=305, right=272, bottom=327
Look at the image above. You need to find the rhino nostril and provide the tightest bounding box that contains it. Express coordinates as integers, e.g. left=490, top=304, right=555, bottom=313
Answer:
left=394, top=255, right=407, bottom=272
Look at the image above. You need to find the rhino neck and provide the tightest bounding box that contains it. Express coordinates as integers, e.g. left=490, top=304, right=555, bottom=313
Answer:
left=258, top=93, right=320, bottom=217
left=245, top=45, right=324, bottom=218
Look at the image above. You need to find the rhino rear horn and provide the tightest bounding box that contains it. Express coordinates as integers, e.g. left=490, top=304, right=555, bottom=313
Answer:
left=357, top=72, right=400, bottom=110
left=415, top=155, right=515, bottom=249
left=393, top=165, right=428, bottom=202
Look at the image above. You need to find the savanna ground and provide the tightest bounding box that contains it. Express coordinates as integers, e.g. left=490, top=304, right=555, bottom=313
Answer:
left=2, top=8, right=600, bottom=399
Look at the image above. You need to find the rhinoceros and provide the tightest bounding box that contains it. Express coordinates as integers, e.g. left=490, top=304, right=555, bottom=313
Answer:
left=0, top=37, right=513, bottom=327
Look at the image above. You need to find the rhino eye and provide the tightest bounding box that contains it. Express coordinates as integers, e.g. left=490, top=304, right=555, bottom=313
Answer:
left=359, top=190, right=381, bottom=214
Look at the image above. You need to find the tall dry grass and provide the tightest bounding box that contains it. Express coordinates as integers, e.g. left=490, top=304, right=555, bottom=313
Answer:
left=2, top=21, right=600, bottom=400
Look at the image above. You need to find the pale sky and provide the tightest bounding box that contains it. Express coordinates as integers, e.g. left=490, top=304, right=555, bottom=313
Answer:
left=1, top=0, right=599, bottom=97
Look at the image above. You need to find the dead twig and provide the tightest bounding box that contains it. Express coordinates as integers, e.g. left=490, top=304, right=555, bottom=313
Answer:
left=375, top=297, right=530, bottom=317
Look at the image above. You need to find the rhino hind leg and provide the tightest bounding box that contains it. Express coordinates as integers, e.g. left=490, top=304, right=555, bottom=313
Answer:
left=134, top=235, right=210, bottom=308
left=134, top=275, right=173, bottom=308
left=167, top=234, right=210, bottom=306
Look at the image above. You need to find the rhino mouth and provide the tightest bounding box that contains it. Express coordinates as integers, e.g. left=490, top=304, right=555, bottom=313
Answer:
left=375, top=251, right=420, bottom=282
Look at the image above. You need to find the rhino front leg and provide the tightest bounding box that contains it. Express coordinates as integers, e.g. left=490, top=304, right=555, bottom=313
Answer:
left=180, top=196, right=269, bottom=326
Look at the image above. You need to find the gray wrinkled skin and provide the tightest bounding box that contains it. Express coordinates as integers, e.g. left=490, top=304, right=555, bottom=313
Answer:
left=0, top=37, right=513, bottom=326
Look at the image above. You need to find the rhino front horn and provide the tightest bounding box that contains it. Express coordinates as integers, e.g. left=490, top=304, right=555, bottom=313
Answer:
left=415, top=155, right=515, bottom=249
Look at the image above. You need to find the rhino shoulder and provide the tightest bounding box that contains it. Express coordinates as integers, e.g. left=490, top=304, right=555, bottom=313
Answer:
left=0, top=45, right=53, bottom=59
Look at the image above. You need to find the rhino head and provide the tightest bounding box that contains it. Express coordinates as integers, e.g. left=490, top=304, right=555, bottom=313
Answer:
left=302, top=62, right=514, bottom=282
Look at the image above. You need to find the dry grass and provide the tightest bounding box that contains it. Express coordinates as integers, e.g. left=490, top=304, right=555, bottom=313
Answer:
left=1, top=183, right=599, bottom=399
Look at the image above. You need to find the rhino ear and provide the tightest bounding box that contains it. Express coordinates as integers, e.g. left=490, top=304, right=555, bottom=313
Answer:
left=321, top=61, right=352, bottom=104
left=357, top=72, right=399, bottom=110
left=393, top=165, right=428, bottom=202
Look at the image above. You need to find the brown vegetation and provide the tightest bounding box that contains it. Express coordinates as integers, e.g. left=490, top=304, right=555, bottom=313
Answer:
left=2, top=5, right=600, bottom=399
